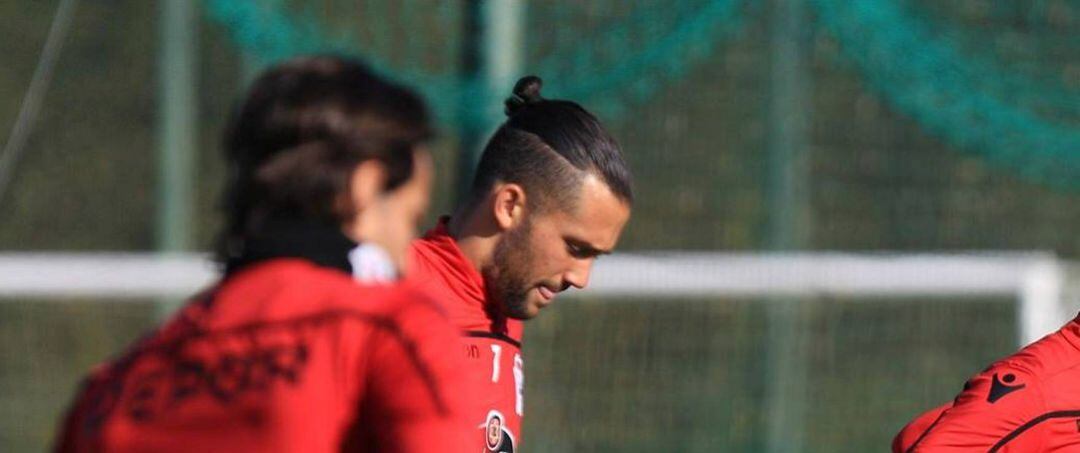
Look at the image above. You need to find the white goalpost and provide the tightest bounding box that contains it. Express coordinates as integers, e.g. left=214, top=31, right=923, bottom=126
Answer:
left=585, top=252, right=1076, bottom=346
left=0, top=251, right=1073, bottom=345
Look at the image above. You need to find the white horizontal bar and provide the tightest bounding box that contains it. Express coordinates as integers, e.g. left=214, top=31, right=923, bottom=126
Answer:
left=0, top=253, right=216, bottom=299
left=580, top=252, right=1061, bottom=298
left=0, top=251, right=1062, bottom=300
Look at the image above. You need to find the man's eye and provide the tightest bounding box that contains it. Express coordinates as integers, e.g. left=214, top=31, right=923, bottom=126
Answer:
left=567, top=243, right=594, bottom=259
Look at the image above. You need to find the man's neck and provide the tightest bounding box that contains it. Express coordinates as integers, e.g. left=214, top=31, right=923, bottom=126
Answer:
left=446, top=208, right=496, bottom=275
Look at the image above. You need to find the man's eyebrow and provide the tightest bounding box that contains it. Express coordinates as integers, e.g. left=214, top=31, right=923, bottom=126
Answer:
left=567, top=238, right=611, bottom=256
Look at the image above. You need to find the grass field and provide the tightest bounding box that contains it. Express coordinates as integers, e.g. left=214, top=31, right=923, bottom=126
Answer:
left=0, top=296, right=1016, bottom=452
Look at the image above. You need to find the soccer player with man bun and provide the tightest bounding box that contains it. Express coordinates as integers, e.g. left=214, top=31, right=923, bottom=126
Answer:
left=408, top=76, right=634, bottom=452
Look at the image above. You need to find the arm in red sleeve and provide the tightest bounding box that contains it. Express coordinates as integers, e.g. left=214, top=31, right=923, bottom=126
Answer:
left=894, top=403, right=952, bottom=453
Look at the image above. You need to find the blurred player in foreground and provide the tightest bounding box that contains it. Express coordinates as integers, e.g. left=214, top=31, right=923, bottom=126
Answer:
left=893, top=314, right=1080, bottom=452
left=408, top=76, right=634, bottom=452
left=55, top=56, right=469, bottom=453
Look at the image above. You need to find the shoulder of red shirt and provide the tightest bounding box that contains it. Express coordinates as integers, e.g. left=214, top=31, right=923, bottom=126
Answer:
left=177, top=259, right=448, bottom=335
left=893, top=314, right=1080, bottom=452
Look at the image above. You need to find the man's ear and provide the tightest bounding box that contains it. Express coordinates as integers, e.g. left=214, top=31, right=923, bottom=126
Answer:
left=345, top=160, right=387, bottom=219
left=491, top=183, right=527, bottom=231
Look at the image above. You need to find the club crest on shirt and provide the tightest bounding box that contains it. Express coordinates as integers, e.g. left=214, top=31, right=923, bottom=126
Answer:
left=483, top=410, right=515, bottom=453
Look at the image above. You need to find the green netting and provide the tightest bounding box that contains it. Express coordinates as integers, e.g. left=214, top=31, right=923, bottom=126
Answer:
left=203, top=0, right=461, bottom=112
left=813, top=0, right=1080, bottom=189
left=913, top=0, right=1080, bottom=111
left=527, top=0, right=755, bottom=118
left=522, top=296, right=1015, bottom=451
left=204, top=0, right=1079, bottom=190
left=202, top=0, right=754, bottom=127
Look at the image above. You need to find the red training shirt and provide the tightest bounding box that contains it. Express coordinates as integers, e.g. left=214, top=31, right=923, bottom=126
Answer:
left=55, top=260, right=469, bottom=453
left=408, top=219, right=524, bottom=453
left=894, top=313, right=1080, bottom=452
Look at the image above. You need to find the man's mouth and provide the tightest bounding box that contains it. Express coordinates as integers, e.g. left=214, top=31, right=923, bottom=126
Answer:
left=537, top=286, right=556, bottom=303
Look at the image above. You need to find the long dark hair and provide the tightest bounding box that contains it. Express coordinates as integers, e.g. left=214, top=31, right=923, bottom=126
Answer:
left=218, top=55, right=433, bottom=263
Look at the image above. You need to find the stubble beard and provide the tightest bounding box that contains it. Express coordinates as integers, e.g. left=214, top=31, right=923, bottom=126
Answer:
left=484, top=219, right=536, bottom=320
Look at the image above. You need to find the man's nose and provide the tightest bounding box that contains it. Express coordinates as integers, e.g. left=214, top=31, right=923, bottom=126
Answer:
left=563, top=259, right=595, bottom=290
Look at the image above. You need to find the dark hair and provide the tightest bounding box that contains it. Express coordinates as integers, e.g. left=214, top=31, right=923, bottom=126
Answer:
left=218, top=55, right=432, bottom=261
left=466, top=76, right=633, bottom=212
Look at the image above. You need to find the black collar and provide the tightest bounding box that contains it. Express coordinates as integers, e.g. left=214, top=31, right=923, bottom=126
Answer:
left=225, top=219, right=356, bottom=276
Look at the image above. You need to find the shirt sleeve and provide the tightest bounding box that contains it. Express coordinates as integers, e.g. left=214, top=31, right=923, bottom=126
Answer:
left=903, top=365, right=1046, bottom=452
left=893, top=403, right=952, bottom=453
left=353, top=299, right=471, bottom=453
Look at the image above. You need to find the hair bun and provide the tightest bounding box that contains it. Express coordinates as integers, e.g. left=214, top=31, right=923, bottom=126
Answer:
left=504, top=75, right=544, bottom=117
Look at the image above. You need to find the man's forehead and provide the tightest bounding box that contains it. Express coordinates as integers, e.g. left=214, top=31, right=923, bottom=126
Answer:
left=549, top=175, right=630, bottom=248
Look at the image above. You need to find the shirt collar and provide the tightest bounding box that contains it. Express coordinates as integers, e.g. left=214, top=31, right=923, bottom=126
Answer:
left=225, top=219, right=356, bottom=276
left=421, top=216, right=488, bottom=304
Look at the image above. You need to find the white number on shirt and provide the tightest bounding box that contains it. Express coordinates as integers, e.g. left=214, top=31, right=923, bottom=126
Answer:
left=490, top=344, right=502, bottom=382
left=513, top=353, right=525, bottom=415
